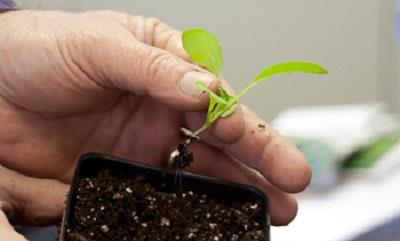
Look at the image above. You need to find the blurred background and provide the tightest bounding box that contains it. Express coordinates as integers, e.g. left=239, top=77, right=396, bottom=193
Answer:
left=14, top=0, right=400, bottom=241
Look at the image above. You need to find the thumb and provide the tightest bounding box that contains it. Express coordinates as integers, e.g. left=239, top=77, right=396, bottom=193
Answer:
left=0, top=168, right=68, bottom=226
left=0, top=211, right=28, bottom=241
left=80, top=32, right=218, bottom=111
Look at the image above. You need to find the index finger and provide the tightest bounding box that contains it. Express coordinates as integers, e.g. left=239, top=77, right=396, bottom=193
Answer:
left=204, top=105, right=311, bottom=193
left=185, top=104, right=311, bottom=194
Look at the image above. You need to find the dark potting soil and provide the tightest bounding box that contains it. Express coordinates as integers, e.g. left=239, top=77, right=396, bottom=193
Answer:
left=64, top=170, right=266, bottom=241
left=171, top=143, right=194, bottom=169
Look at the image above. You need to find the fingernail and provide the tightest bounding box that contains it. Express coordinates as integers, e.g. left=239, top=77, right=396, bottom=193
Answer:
left=180, top=71, right=217, bottom=97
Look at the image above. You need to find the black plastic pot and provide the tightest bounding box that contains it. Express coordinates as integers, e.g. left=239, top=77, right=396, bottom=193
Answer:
left=59, top=153, right=270, bottom=241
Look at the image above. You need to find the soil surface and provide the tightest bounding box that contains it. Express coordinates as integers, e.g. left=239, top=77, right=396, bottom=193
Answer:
left=64, top=170, right=266, bottom=241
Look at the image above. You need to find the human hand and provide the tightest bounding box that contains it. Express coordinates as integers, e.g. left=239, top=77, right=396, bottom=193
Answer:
left=0, top=10, right=311, bottom=233
left=0, top=209, right=29, bottom=241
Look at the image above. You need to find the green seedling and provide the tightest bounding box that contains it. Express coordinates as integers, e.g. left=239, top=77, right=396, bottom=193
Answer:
left=170, top=28, right=327, bottom=169
left=182, top=28, right=328, bottom=136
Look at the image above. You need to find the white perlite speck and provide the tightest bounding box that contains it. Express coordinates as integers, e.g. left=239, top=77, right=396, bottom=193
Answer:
left=160, top=217, right=170, bottom=226
left=100, top=225, right=109, bottom=233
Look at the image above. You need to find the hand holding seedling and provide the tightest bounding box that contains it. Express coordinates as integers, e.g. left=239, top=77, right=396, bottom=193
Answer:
left=0, top=10, right=320, bottom=237
left=170, top=29, right=326, bottom=168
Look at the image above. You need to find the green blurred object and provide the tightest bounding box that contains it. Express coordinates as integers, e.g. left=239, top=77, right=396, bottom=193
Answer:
left=294, top=138, right=338, bottom=189
left=343, top=134, right=400, bottom=168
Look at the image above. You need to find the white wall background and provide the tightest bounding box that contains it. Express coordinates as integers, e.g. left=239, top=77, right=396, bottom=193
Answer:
left=16, top=0, right=399, bottom=121
left=379, top=0, right=400, bottom=112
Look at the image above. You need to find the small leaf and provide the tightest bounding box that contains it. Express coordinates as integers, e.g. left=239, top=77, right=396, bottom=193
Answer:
left=194, top=81, right=208, bottom=90
left=182, top=29, right=223, bottom=76
left=195, top=81, right=227, bottom=104
left=218, top=86, right=232, bottom=100
left=218, top=87, right=237, bottom=104
left=206, top=96, right=219, bottom=127
left=238, top=61, right=327, bottom=98
left=194, top=82, right=238, bottom=127
left=217, top=87, right=238, bottom=117
left=220, top=101, right=238, bottom=118
left=195, top=82, right=225, bottom=127
left=255, top=61, right=327, bottom=81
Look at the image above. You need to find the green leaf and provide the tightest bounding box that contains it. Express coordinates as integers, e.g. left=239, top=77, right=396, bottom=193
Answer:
left=194, top=81, right=227, bottom=104
left=237, top=61, right=327, bottom=98
left=220, top=101, right=237, bottom=118
left=207, top=88, right=237, bottom=122
left=217, top=87, right=238, bottom=117
left=255, top=61, right=327, bottom=81
left=218, top=86, right=232, bottom=100
left=182, top=29, right=223, bottom=76
left=194, top=82, right=238, bottom=127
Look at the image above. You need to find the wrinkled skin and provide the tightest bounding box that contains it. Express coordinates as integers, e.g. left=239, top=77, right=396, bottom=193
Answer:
left=0, top=10, right=311, bottom=240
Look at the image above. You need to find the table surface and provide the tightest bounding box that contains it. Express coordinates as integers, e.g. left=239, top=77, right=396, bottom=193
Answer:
left=350, top=215, right=400, bottom=241
left=272, top=143, right=400, bottom=241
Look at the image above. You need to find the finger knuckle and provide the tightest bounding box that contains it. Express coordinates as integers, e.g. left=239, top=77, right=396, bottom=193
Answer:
left=144, top=48, right=183, bottom=85
left=145, top=17, right=162, bottom=26
left=126, top=15, right=146, bottom=40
